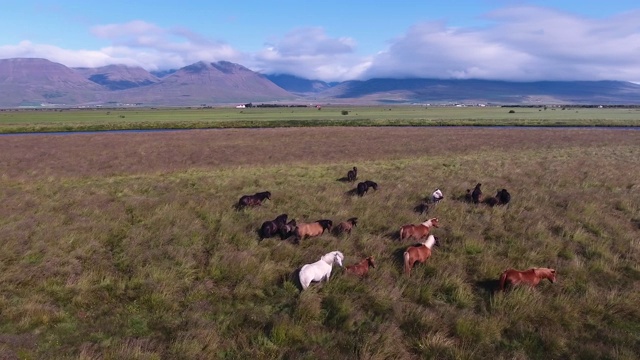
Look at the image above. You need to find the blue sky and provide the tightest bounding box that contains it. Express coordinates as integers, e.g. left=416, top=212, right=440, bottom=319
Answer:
left=1, top=1, right=640, bottom=82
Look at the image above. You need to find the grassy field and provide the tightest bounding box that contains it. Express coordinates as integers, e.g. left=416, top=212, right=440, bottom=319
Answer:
left=1, top=105, right=639, bottom=133
left=0, top=126, right=639, bottom=359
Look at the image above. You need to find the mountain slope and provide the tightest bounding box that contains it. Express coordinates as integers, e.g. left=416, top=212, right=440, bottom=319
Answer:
left=0, top=58, right=105, bottom=106
left=74, top=65, right=159, bottom=90
left=264, top=74, right=335, bottom=94
left=106, top=61, right=297, bottom=105
left=318, top=78, right=640, bottom=104
left=2, top=57, right=640, bottom=107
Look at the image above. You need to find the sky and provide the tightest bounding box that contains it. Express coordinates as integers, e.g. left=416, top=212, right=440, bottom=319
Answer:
left=1, top=0, right=640, bottom=82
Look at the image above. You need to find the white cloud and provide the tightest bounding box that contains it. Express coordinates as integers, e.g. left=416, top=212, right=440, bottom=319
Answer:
left=361, top=7, right=640, bottom=81
left=251, top=27, right=368, bottom=81
left=0, top=20, right=244, bottom=70
left=1, top=8, right=640, bottom=82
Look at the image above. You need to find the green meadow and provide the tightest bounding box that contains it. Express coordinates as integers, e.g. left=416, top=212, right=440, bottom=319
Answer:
left=0, top=105, right=639, bottom=133
left=0, top=114, right=639, bottom=359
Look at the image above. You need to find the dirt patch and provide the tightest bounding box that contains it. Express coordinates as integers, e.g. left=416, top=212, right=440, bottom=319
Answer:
left=1, top=127, right=638, bottom=180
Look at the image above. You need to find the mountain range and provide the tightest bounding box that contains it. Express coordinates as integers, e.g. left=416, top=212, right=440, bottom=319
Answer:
left=1, top=58, right=640, bottom=107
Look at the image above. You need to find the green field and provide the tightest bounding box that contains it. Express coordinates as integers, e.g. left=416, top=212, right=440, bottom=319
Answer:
left=1, top=105, right=639, bottom=133
left=1, top=126, right=639, bottom=359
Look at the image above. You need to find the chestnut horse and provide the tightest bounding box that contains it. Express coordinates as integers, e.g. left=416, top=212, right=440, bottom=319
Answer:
left=404, top=235, right=439, bottom=275
left=399, top=218, right=439, bottom=241
left=237, top=191, right=271, bottom=209
left=499, top=267, right=557, bottom=291
left=345, top=256, right=375, bottom=277
left=295, top=219, right=333, bottom=241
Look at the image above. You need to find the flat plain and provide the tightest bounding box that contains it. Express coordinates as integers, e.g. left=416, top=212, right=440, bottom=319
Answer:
left=1, top=122, right=639, bottom=359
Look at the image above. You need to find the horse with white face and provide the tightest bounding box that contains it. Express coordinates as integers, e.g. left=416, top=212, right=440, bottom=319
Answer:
left=431, top=188, right=444, bottom=204
left=299, top=251, right=344, bottom=290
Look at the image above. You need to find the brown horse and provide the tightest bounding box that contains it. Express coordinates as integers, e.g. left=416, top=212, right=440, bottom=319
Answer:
left=399, top=218, right=439, bottom=241
left=499, top=267, right=557, bottom=291
left=237, top=191, right=271, bottom=209
left=295, top=219, right=333, bottom=242
left=404, top=235, right=439, bottom=275
left=345, top=256, right=375, bottom=277
left=335, top=217, right=358, bottom=235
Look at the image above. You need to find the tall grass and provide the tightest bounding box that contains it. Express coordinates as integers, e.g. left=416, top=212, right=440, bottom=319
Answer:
left=0, top=140, right=639, bottom=358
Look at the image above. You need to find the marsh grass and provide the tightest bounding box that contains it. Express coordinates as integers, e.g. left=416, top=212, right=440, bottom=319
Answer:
left=0, top=131, right=639, bottom=358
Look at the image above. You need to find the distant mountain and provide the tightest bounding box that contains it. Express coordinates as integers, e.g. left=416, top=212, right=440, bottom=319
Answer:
left=104, top=61, right=296, bottom=105
left=74, top=65, right=159, bottom=90
left=150, top=69, right=177, bottom=78
left=1, top=57, right=640, bottom=107
left=0, top=58, right=105, bottom=106
left=264, top=74, right=336, bottom=94
left=317, top=78, right=640, bottom=104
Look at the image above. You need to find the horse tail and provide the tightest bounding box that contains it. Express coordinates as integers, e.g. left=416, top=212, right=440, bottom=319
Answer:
left=499, top=270, right=508, bottom=291
left=403, top=251, right=411, bottom=275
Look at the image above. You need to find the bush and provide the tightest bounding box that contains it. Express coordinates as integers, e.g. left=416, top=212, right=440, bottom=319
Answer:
left=341, top=110, right=349, bottom=115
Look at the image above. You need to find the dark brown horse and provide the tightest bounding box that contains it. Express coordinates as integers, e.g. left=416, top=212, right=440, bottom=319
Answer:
left=345, top=256, right=375, bottom=277
left=279, top=219, right=297, bottom=240
left=484, top=189, right=511, bottom=207
left=399, top=218, right=439, bottom=241
left=237, top=191, right=271, bottom=209
left=484, top=195, right=499, bottom=207
left=347, top=166, right=358, bottom=182
left=335, top=217, right=358, bottom=235
left=499, top=267, right=557, bottom=291
left=295, top=219, right=333, bottom=241
left=404, top=235, right=439, bottom=275
left=471, top=183, right=482, bottom=204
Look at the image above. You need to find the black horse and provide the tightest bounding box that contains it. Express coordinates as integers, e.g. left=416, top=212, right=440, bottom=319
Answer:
left=364, top=180, right=378, bottom=190
left=237, top=191, right=271, bottom=209
left=497, top=189, right=511, bottom=205
left=259, top=213, right=288, bottom=240
left=471, top=183, right=482, bottom=204
left=356, top=180, right=378, bottom=196
left=347, top=166, right=358, bottom=182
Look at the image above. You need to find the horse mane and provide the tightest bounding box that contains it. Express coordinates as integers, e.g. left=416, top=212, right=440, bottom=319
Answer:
left=322, top=251, right=344, bottom=264
left=422, top=234, right=437, bottom=249
left=421, top=218, right=438, bottom=227
left=534, top=267, right=556, bottom=276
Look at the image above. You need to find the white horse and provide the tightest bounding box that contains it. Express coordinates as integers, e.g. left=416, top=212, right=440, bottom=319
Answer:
left=299, top=251, right=344, bottom=290
left=431, top=188, right=444, bottom=204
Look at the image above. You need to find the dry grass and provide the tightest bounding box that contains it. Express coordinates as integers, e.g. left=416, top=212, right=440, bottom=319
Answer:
left=0, top=127, right=639, bottom=359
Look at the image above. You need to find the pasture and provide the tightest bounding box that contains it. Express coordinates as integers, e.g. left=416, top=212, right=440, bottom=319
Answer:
left=0, top=126, right=639, bottom=359
left=1, top=105, right=640, bottom=133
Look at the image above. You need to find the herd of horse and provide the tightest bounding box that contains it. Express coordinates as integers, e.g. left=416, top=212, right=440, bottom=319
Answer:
left=238, top=166, right=555, bottom=292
